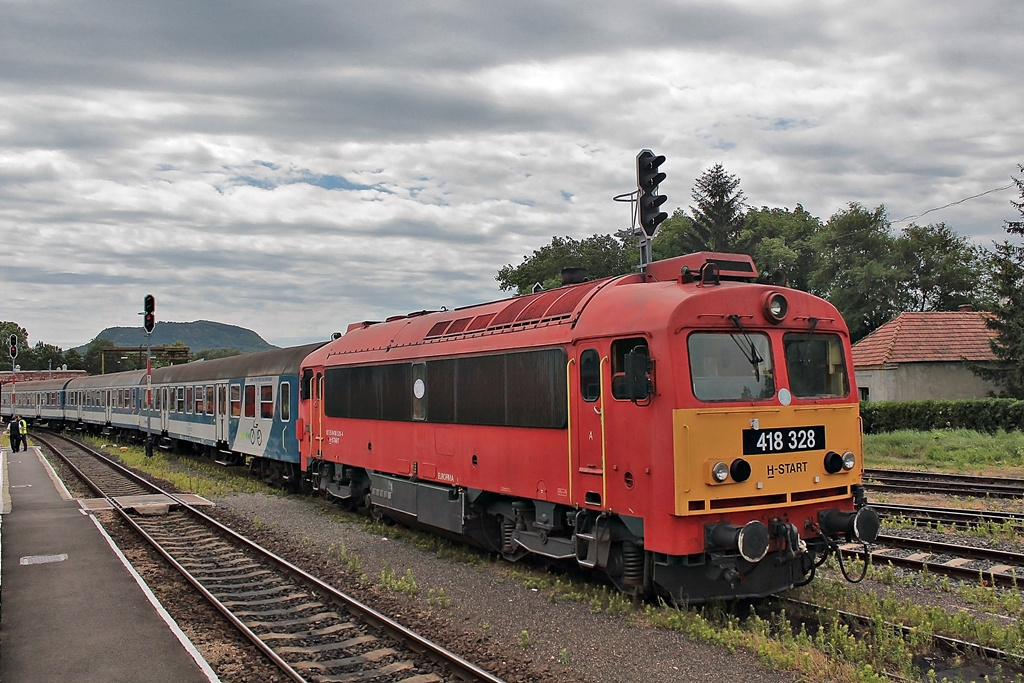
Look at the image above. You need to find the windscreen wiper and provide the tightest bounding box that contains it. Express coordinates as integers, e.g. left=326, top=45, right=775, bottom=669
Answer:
left=728, top=314, right=763, bottom=382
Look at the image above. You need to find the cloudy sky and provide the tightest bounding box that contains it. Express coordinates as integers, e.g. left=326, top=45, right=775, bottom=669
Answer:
left=3, top=1, right=1021, bottom=350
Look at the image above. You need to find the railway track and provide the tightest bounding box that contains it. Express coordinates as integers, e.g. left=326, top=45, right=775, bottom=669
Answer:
left=36, top=432, right=505, bottom=683
left=873, top=502, right=1024, bottom=532
left=840, top=535, right=1024, bottom=588
left=775, top=596, right=1024, bottom=675
left=864, top=468, right=1024, bottom=498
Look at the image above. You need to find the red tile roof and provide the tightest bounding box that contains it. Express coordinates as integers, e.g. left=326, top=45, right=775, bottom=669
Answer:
left=852, top=310, right=998, bottom=367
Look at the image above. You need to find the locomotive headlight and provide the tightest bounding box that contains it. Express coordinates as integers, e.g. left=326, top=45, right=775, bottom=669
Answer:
left=730, top=458, right=751, bottom=483
left=842, top=451, right=856, bottom=470
left=712, top=461, right=730, bottom=482
left=763, top=292, right=788, bottom=323
left=824, top=451, right=844, bottom=474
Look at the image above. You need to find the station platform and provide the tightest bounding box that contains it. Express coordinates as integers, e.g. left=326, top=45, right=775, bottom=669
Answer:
left=0, top=445, right=219, bottom=682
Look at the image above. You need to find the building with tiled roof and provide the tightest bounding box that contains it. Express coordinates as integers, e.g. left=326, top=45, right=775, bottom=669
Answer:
left=851, top=307, right=1000, bottom=401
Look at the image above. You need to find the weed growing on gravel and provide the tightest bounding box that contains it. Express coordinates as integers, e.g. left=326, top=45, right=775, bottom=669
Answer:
left=427, top=588, right=450, bottom=609
left=518, top=630, right=530, bottom=649
left=328, top=541, right=362, bottom=574
left=796, top=577, right=1024, bottom=659
left=379, top=565, right=419, bottom=596
left=84, top=437, right=278, bottom=498
left=558, top=648, right=570, bottom=665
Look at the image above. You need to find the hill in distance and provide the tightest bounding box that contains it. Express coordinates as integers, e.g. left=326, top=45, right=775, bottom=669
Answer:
left=79, top=320, right=277, bottom=354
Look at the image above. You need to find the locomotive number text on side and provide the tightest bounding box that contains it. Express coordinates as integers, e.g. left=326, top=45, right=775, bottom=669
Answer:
left=741, top=425, right=826, bottom=455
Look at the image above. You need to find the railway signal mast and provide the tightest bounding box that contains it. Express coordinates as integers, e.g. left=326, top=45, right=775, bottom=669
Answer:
left=636, top=149, right=668, bottom=270
left=8, top=334, right=16, bottom=407
left=143, top=294, right=156, bottom=457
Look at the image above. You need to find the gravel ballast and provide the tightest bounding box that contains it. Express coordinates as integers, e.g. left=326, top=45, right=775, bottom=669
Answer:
left=206, top=492, right=799, bottom=683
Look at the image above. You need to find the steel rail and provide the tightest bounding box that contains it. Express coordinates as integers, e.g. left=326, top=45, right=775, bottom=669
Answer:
left=37, top=432, right=506, bottom=683
left=778, top=596, right=1024, bottom=668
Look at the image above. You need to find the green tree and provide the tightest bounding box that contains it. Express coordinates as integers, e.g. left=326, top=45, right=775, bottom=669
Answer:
left=63, top=348, right=85, bottom=371
left=895, top=222, right=985, bottom=311
left=688, top=164, right=748, bottom=252
left=496, top=234, right=637, bottom=294
left=972, top=165, right=1024, bottom=397
left=741, top=205, right=822, bottom=291
left=810, top=203, right=905, bottom=342
left=21, top=341, right=67, bottom=372
left=650, top=209, right=697, bottom=260
left=0, top=322, right=29, bottom=366
left=82, top=338, right=115, bottom=375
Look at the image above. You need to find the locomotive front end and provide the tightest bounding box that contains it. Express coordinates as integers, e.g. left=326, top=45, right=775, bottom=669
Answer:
left=647, top=257, right=878, bottom=601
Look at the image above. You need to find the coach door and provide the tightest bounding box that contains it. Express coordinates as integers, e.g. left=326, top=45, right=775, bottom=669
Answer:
left=215, top=383, right=229, bottom=443
left=160, top=387, right=170, bottom=432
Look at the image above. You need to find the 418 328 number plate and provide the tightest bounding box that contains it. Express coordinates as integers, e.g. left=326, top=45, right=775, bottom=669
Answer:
left=742, top=425, right=825, bottom=455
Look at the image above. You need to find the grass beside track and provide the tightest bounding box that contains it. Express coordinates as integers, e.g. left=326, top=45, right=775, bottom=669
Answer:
left=48, top=430, right=1024, bottom=683
left=864, top=429, right=1024, bottom=474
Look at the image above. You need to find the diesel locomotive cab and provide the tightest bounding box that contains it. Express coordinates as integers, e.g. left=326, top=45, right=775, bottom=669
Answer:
left=671, top=280, right=879, bottom=595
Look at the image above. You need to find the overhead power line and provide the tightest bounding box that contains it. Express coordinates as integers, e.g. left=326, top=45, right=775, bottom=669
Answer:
left=893, top=183, right=1015, bottom=223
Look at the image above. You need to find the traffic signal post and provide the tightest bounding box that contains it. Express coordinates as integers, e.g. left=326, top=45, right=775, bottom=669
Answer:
left=142, top=294, right=155, bottom=458
left=635, top=149, right=668, bottom=269
left=8, top=334, right=16, bottom=407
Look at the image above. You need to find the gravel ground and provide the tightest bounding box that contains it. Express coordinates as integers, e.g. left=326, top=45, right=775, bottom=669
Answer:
left=206, top=492, right=800, bottom=683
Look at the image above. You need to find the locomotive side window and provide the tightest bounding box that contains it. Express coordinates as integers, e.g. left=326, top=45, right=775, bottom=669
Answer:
left=323, top=348, right=567, bottom=429
left=783, top=333, right=849, bottom=398
left=300, top=369, right=313, bottom=400
left=412, top=363, right=427, bottom=421
left=610, top=338, right=651, bottom=400
left=688, top=332, right=775, bottom=401
left=579, top=349, right=601, bottom=402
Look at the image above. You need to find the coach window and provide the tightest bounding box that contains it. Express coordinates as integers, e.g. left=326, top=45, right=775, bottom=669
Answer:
left=783, top=333, right=849, bottom=398
left=177, top=386, right=186, bottom=413
left=688, top=332, right=775, bottom=401
left=279, top=382, right=291, bottom=421
left=231, top=385, right=241, bottom=417
left=579, top=349, right=601, bottom=402
left=194, top=385, right=204, bottom=414
left=261, top=385, right=274, bottom=419
left=185, top=386, right=194, bottom=414
left=206, top=386, right=215, bottom=415
left=244, top=385, right=256, bottom=418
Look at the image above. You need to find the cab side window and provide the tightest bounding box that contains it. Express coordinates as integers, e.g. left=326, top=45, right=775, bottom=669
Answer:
left=579, top=349, right=600, bottom=402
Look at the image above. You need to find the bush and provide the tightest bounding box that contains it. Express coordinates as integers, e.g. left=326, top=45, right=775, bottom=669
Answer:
left=860, top=399, right=1024, bottom=434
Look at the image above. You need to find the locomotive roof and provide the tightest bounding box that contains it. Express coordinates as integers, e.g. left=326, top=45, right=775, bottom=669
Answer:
left=304, top=251, right=832, bottom=366
left=151, top=342, right=326, bottom=384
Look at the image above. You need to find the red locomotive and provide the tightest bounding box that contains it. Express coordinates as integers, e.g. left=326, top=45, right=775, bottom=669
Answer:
left=298, top=251, right=878, bottom=602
